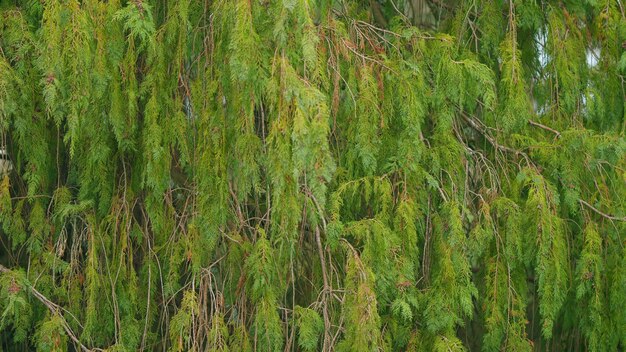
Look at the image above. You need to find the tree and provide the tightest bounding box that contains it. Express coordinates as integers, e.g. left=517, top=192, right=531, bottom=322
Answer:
left=0, top=0, right=625, bottom=351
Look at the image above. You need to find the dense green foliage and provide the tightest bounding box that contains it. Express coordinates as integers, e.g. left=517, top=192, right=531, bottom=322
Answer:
left=0, top=0, right=625, bottom=351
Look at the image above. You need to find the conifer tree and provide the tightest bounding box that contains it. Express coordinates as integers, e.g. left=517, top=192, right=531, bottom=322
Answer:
left=0, top=0, right=625, bottom=351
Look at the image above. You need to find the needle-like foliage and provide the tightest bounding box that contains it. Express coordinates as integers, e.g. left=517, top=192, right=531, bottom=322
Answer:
left=0, top=1, right=625, bottom=351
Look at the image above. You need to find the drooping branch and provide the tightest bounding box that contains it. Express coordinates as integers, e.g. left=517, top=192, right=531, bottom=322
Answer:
left=579, top=199, right=626, bottom=222
left=461, top=114, right=625, bottom=223
left=0, top=265, right=103, bottom=352
left=529, top=119, right=561, bottom=138
left=460, top=112, right=533, bottom=163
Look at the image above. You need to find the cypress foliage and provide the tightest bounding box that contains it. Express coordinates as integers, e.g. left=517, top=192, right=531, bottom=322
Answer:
left=0, top=1, right=625, bottom=351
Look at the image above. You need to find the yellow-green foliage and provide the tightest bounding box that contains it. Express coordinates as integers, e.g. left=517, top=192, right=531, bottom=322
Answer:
left=0, top=1, right=624, bottom=351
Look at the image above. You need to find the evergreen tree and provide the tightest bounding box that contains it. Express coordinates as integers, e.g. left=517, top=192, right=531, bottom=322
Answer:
left=0, top=0, right=625, bottom=351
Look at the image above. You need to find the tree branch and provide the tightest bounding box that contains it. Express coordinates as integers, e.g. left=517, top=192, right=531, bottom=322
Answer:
left=579, top=199, right=626, bottom=222
left=529, top=119, right=561, bottom=138
left=370, top=0, right=388, bottom=28
left=302, top=188, right=332, bottom=351
left=460, top=113, right=533, bottom=163
left=461, top=114, right=624, bottom=223
left=0, top=264, right=103, bottom=352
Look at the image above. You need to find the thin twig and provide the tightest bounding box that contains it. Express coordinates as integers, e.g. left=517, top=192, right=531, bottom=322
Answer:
left=0, top=264, right=103, bottom=352
left=302, top=189, right=332, bottom=351
left=460, top=113, right=533, bottom=167
left=462, top=115, right=623, bottom=224
left=315, top=226, right=332, bottom=352
left=579, top=199, right=626, bottom=222
left=529, top=119, right=561, bottom=138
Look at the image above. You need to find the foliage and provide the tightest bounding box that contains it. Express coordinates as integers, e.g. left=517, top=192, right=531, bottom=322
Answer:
left=0, top=0, right=625, bottom=351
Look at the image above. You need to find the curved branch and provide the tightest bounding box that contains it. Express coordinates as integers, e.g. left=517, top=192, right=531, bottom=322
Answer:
left=579, top=199, right=626, bottom=222
left=529, top=119, right=561, bottom=138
